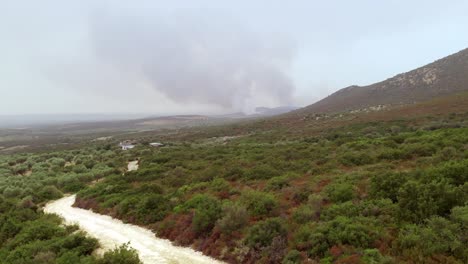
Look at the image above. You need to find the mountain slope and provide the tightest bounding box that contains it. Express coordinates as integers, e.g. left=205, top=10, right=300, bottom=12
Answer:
left=301, top=48, right=468, bottom=114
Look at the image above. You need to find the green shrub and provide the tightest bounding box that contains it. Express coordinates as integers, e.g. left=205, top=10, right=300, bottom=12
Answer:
left=397, top=180, right=462, bottom=223
left=136, top=194, right=170, bottom=223
left=244, top=164, right=280, bottom=180
left=133, top=183, right=163, bottom=194
left=266, top=175, right=290, bottom=191
left=429, top=160, right=468, bottom=186
left=38, top=186, right=63, bottom=201
left=177, top=194, right=222, bottom=234
left=450, top=205, right=468, bottom=226
left=370, top=172, right=407, bottom=202
left=304, top=216, right=379, bottom=258
left=436, top=146, right=459, bottom=161
left=72, top=164, right=88, bottom=174
left=397, top=217, right=464, bottom=259
left=402, top=143, right=436, bottom=157
left=377, top=148, right=406, bottom=160
left=325, top=182, right=355, bottom=203
left=292, top=224, right=314, bottom=251
left=57, top=175, right=86, bottom=193
left=292, top=205, right=317, bottom=224
left=13, top=164, right=29, bottom=175
left=362, top=248, right=385, bottom=264
left=282, top=249, right=303, bottom=264
left=193, top=205, right=222, bottom=234
left=223, top=167, right=244, bottom=181
left=216, top=203, right=249, bottom=234
left=2, top=187, right=22, bottom=198
left=339, top=151, right=375, bottom=166
left=7, top=219, right=65, bottom=248
left=240, top=191, right=278, bottom=217
left=117, top=197, right=140, bottom=216
left=320, top=201, right=360, bottom=221
left=245, top=218, right=287, bottom=248
left=291, top=187, right=311, bottom=204
left=359, top=199, right=397, bottom=219
left=97, top=243, right=142, bottom=264
left=210, top=178, right=231, bottom=192
left=48, top=158, right=66, bottom=168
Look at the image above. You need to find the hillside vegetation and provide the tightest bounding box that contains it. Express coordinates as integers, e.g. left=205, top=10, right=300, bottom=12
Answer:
left=73, top=105, right=468, bottom=263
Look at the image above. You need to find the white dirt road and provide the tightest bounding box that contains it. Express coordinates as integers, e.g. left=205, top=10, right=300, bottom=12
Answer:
left=44, top=195, right=225, bottom=264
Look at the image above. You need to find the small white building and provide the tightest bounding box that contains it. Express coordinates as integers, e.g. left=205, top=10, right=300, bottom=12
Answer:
left=121, top=144, right=135, bottom=150
left=119, top=140, right=137, bottom=150
left=149, top=142, right=164, bottom=147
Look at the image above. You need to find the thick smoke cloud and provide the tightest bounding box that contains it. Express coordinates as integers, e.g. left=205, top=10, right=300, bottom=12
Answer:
left=88, top=9, right=296, bottom=113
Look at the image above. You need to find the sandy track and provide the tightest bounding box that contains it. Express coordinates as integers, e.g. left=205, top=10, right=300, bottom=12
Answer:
left=44, top=195, right=224, bottom=264
left=128, top=160, right=139, bottom=171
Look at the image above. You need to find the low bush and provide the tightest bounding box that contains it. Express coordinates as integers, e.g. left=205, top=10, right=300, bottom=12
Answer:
left=302, top=216, right=379, bottom=258
left=245, top=218, right=287, bottom=248
left=282, top=249, right=303, bottom=264
left=38, top=186, right=63, bottom=201
left=397, top=180, right=462, bottom=223
left=97, top=243, right=142, bottom=264
left=325, top=182, right=356, bottom=203
left=396, top=216, right=465, bottom=259
left=320, top=201, right=360, bottom=221
left=339, top=151, right=375, bottom=166
left=136, top=194, right=170, bottom=223
left=216, top=203, right=249, bottom=234
left=292, top=205, right=318, bottom=224
left=244, top=164, right=280, bottom=180
left=266, top=175, right=291, bottom=190
left=370, top=172, right=407, bottom=202
left=176, top=194, right=222, bottom=234
left=240, top=191, right=278, bottom=217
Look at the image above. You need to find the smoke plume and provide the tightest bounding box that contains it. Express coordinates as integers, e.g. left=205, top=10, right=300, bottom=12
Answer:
left=87, top=9, right=296, bottom=113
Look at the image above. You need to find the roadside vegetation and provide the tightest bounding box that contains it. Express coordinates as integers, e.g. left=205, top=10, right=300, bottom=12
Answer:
left=0, top=146, right=142, bottom=263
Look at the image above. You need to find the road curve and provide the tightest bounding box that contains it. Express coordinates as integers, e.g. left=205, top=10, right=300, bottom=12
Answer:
left=44, top=195, right=225, bottom=264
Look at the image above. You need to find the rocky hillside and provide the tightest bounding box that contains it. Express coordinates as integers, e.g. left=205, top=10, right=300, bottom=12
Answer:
left=300, top=48, right=468, bottom=114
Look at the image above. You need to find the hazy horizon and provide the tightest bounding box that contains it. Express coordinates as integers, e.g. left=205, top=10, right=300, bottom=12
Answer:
left=1, top=1, right=468, bottom=115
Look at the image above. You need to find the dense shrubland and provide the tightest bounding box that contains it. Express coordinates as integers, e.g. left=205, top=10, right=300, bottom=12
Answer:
left=0, top=145, right=142, bottom=263
left=72, top=114, right=468, bottom=263
left=0, top=111, right=466, bottom=263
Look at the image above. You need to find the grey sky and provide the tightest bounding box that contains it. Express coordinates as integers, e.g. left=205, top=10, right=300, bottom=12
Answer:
left=1, top=0, right=467, bottom=115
